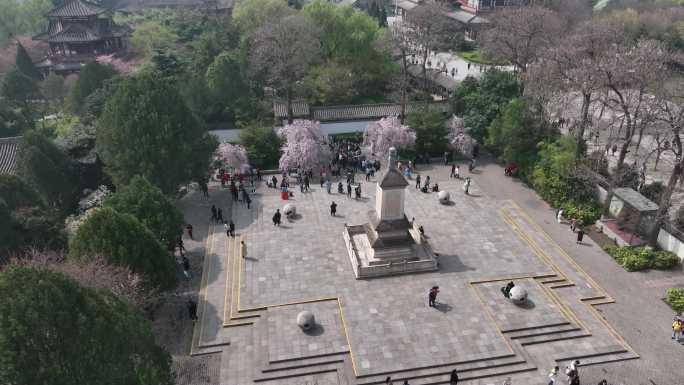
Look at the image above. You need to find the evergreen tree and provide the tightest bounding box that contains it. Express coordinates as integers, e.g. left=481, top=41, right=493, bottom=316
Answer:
left=68, top=207, right=177, bottom=289
left=0, top=267, right=174, bottom=385
left=97, top=72, right=217, bottom=194
left=15, top=42, right=42, bottom=80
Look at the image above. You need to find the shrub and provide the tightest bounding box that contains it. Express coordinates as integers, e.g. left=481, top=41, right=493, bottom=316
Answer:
left=652, top=250, right=681, bottom=270
left=640, top=181, right=665, bottom=204
left=560, top=202, right=601, bottom=225
left=604, top=246, right=680, bottom=272
left=665, top=288, right=684, bottom=315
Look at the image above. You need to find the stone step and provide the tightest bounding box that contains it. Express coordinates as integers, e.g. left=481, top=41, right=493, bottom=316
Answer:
left=263, top=353, right=348, bottom=373
left=376, top=361, right=537, bottom=385
left=501, top=320, right=571, bottom=334
left=554, top=345, right=628, bottom=365
left=505, top=323, right=580, bottom=339
left=549, top=282, right=576, bottom=289
left=517, top=329, right=591, bottom=346
left=575, top=350, right=639, bottom=367
left=538, top=277, right=567, bottom=285
left=355, top=354, right=521, bottom=385
left=254, top=362, right=341, bottom=382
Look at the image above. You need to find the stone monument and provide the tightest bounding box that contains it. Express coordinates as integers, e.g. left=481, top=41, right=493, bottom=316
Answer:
left=343, top=147, right=438, bottom=278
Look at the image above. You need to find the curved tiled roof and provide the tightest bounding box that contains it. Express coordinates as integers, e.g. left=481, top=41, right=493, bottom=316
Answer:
left=0, top=136, right=21, bottom=175
left=46, top=0, right=108, bottom=18
left=274, top=101, right=449, bottom=122
left=49, top=24, right=101, bottom=42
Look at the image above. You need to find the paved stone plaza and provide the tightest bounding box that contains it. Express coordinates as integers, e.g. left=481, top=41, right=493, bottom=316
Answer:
left=186, top=164, right=648, bottom=385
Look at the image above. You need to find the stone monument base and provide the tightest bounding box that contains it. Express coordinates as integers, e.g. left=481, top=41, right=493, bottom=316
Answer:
left=343, top=224, right=439, bottom=279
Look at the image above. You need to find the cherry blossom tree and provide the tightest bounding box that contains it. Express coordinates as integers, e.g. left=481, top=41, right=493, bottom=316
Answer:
left=96, top=54, right=140, bottom=74
left=215, top=142, right=249, bottom=170
left=277, top=120, right=331, bottom=171
left=362, top=116, right=416, bottom=160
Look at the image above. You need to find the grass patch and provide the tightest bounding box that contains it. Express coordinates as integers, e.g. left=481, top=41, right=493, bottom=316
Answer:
left=457, top=50, right=505, bottom=66
left=604, top=245, right=681, bottom=272
left=665, top=288, right=684, bottom=314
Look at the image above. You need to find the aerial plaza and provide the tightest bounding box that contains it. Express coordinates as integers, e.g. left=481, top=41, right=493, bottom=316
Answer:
left=188, top=152, right=638, bottom=385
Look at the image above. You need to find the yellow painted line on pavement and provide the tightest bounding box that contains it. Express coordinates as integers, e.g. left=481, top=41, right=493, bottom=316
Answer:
left=191, top=223, right=215, bottom=355
left=222, top=235, right=232, bottom=324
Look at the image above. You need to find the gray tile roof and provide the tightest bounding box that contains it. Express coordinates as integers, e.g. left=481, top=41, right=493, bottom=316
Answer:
left=612, top=187, right=659, bottom=212
left=46, top=0, right=108, bottom=18
left=379, top=168, right=409, bottom=189
left=274, top=101, right=449, bottom=122
left=0, top=136, right=21, bottom=175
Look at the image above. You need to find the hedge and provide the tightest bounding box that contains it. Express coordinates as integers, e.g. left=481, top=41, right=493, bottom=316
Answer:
left=665, top=288, right=684, bottom=314
left=604, top=246, right=680, bottom=272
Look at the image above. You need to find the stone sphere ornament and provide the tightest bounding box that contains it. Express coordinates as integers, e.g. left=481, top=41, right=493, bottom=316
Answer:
left=297, top=311, right=315, bottom=331
left=509, top=286, right=528, bottom=305
left=437, top=191, right=450, bottom=204
left=283, top=203, right=296, bottom=218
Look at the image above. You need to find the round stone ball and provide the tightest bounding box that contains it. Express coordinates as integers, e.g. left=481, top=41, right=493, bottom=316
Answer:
left=283, top=203, right=296, bottom=217
left=297, top=311, right=315, bottom=331
left=438, top=190, right=450, bottom=204
left=510, top=286, right=528, bottom=304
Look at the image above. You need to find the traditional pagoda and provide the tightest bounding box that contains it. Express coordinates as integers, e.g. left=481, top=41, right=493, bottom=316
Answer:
left=33, top=0, right=128, bottom=74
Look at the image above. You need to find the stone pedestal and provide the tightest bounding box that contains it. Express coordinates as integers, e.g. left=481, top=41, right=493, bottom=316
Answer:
left=344, top=147, right=438, bottom=279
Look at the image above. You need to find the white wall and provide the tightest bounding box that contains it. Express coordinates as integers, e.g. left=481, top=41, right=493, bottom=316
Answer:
left=657, top=229, right=684, bottom=261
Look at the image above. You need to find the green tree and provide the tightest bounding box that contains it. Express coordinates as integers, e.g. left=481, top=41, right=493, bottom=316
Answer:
left=0, top=267, right=174, bottom=385
left=69, top=207, right=177, bottom=289
left=0, top=175, right=65, bottom=252
left=239, top=123, right=282, bottom=168
left=2, top=69, right=39, bottom=129
left=406, top=108, right=448, bottom=155
left=105, top=175, right=184, bottom=244
left=15, top=130, right=77, bottom=211
left=97, top=72, right=218, bottom=194
left=42, top=72, right=65, bottom=108
left=0, top=174, right=41, bottom=209
left=303, top=0, right=394, bottom=96
left=232, top=0, right=295, bottom=37
left=205, top=51, right=254, bottom=122
left=305, top=61, right=356, bottom=104
left=15, top=42, right=42, bottom=80
left=486, top=98, right=550, bottom=177
left=450, top=70, right=520, bottom=141
left=67, top=62, right=116, bottom=114
left=0, top=98, right=27, bottom=137
left=130, top=20, right=179, bottom=58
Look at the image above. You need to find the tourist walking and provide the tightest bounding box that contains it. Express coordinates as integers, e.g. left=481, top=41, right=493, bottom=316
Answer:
left=187, top=299, right=198, bottom=321
left=576, top=228, right=584, bottom=244
left=672, top=317, right=682, bottom=341
left=450, top=164, right=456, bottom=178
left=211, top=205, right=217, bottom=223
left=428, top=286, right=439, bottom=307
left=444, top=151, right=449, bottom=165
left=450, top=369, right=459, bottom=384
left=385, top=376, right=393, bottom=385
left=326, top=179, right=332, bottom=194
left=463, top=177, right=471, bottom=195
left=186, top=223, right=193, bottom=240
left=217, top=208, right=224, bottom=223
left=347, top=183, right=352, bottom=198
left=416, top=174, right=421, bottom=189
left=331, top=201, right=337, bottom=216
left=182, top=256, right=191, bottom=279
left=273, top=209, right=281, bottom=226
left=424, top=175, right=431, bottom=190
left=570, top=218, right=577, bottom=232
left=556, top=208, right=564, bottom=224
left=245, top=195, right=252, bottom=209
left=229, top=220, right=235, bottom=237
left=547, top=366, right=558, bottom=385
